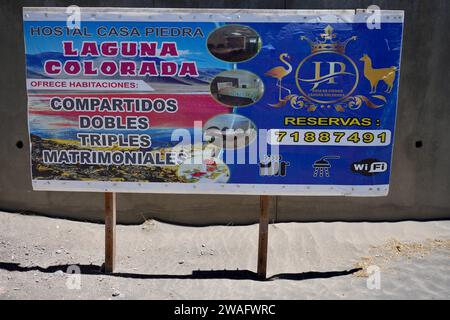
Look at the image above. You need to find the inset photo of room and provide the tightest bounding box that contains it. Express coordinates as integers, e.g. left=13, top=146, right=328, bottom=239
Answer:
left=210, top=70, right=264, bottom=107
left=207, top=25, right=262, bottom=62
left=203, top=113, right=257, bottom=149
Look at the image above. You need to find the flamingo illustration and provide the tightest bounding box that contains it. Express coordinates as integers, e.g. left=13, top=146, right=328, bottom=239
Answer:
left=265, top=53, right=293, bottom=101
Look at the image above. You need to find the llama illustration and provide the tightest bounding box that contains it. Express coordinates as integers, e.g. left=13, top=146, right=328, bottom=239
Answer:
left=360, top=54, right=397, bottom=93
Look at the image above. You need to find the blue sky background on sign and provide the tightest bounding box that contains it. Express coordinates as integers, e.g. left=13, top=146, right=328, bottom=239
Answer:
left=23, top=21, right=230, bottom=70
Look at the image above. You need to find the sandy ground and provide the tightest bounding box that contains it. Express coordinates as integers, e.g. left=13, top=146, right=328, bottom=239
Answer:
left=0, top=211, right=449, bottom=300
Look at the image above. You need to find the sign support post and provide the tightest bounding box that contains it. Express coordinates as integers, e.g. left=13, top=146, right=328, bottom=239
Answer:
left=257, top=195, right=270, bottom=280
left=104, top=192, right=116, bottom=273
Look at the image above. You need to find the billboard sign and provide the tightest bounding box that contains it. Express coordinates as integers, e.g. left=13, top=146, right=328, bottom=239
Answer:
left=23, top=8, right=404, bottom=195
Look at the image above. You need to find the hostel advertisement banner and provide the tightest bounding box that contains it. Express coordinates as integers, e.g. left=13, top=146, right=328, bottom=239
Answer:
left=23, top=8, right=404, bottom=196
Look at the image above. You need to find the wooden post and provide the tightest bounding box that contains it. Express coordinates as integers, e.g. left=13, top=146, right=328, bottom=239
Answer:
left=257, top=195, right=270, bottom=280
left=104, top=192, right=116, bottom=273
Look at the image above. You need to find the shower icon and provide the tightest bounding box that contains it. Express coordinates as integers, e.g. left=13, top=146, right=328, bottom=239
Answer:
left=312, top=156, right=340, bottom=177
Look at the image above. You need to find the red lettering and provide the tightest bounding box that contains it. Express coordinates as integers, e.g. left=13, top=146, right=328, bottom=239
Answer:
left=80, top=42, right=100, bottom=57
left=44, top=60, right=61, bottom=75
left=159, top=42, right=178, bottom=57
left=178, top=62, right=199, bottom=77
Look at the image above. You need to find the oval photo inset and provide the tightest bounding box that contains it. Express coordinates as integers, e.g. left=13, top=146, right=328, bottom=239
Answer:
left=177, top=157, right=231, bottom=184
left=207, top=25, right=262, bottom=63
left=203, top=113, right=257, bottom=149
left=210, top=70, right=264, bottom=107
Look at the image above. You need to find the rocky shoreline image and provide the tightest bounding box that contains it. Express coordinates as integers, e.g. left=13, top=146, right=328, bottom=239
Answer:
left=31, top=134, right=185, bottom=183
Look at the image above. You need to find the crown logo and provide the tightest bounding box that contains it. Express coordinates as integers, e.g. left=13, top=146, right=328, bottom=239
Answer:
left=300, top=25, right=357, bottom=54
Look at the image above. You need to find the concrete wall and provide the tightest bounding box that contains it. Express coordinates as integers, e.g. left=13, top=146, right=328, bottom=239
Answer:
left=0, top=0, right=449, bottom=224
